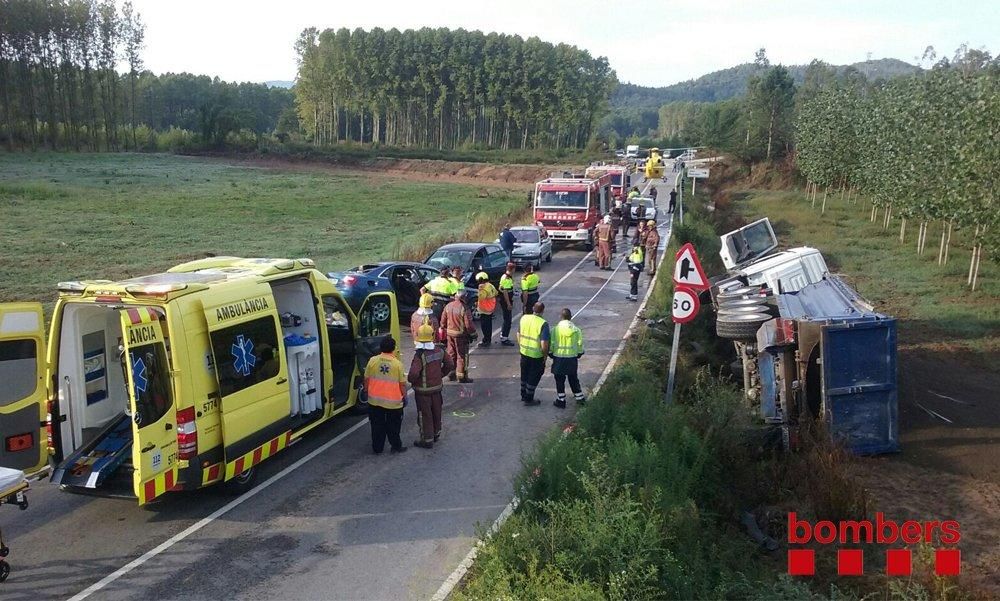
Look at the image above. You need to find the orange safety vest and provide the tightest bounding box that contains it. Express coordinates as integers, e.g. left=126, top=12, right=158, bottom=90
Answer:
left=478, top=282, right=498, bottom=314
left=364, top=352, right=405, bottom=409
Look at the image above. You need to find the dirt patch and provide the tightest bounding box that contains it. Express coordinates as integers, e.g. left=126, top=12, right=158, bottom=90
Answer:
left=223, top=155, right=573, bottom=190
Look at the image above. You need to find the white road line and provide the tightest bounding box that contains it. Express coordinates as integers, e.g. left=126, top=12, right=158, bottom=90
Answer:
left=68, top=231, right=600, bottom=600
left=67, top=418, right=371, bottom=601
left=432, top=177, right=677, bottom=601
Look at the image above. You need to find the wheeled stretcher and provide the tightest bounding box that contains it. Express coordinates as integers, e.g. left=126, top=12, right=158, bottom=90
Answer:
left=0, top=467, right=29, bottom=582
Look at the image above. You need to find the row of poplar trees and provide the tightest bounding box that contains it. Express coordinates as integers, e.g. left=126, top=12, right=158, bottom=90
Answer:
left=294, top=27, right=617, bottom=151
left=0, top=0, right=145, bottom=151
left=796, top=48, right=998, bottom=289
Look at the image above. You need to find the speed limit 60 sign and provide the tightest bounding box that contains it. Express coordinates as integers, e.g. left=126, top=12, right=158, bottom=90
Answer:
left=671, top=285, right=701, bottom=323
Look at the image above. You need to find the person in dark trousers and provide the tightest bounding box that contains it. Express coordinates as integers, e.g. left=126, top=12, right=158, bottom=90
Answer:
left=626, top=245, right=645, bottom=301
left=476, top=271, right=498, bottom=346
left=649, top=186, right=658, bottom=202
left=517, top=302, right=550, bottom=406
left=408, top=323, right=454, bottom=449
left=364, top=336, right=407, bottom=454
left=499, top=224, right=516, bottom=260
left=498, top=263, right=516, bottom=346
left=668, top=188, right=677, bottom=213
left=550, top=308, right=585, bottom=408
left=520, top=264, right=540, bottom=311
left=621, top=196, right=633, bottom=238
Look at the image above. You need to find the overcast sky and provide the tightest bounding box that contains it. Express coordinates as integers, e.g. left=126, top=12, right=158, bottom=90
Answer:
left=131, top=0, right=997, bottom=86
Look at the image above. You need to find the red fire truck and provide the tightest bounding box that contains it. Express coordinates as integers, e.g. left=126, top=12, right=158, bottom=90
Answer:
left=584, top=163, right=632, bottom=202
left=533, top=174, right=613, bottom=250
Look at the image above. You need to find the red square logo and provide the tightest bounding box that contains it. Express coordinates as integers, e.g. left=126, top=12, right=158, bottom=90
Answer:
left=788, top=549, right=815, bottom=576
left=886, top=549, right=912, bottom=576
left=935, top=549, right=961, bottom=576
left=837, top=549, right=864, bottom=576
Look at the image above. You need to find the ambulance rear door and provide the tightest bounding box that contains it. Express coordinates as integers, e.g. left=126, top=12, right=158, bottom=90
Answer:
left=0, top=303, right=49, bottom=477
left=120, top=307, right=178, bottom=504
left=202, top=289, right=289, bottom=481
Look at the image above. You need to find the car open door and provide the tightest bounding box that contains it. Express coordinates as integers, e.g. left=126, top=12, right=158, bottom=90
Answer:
left=720, top=217, right=779, bottom=270
left=0, top=303, right=49, bottom=477
left=354, top=292, right=400, bottom=375
left=120, top=307, right=178, bottom=504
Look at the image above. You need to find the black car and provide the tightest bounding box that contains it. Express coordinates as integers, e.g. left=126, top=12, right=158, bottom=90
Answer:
left=327, top=261, right=439, bottom=320
left=424, top=243, right=509, bottom=289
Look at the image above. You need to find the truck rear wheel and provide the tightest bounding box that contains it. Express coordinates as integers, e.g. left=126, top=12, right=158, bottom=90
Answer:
left=584, top=233, right=593, bottom=251
left=716, top=312, right=770, bottom=340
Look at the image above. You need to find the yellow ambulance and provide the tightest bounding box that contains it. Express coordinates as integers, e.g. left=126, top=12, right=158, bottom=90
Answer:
left=0, top=257, right=399, bottom=504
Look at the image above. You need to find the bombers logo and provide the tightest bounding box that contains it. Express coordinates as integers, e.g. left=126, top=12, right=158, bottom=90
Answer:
left=787, top=512, right=961, bottom=577
left=216, top=296, right=270, bottom=322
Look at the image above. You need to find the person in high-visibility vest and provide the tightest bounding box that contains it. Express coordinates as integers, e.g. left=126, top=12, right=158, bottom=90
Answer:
left=644, top=220, right=660, bottom=276
left=448, top=267, right=464, bottom=295
left=549, top=308, right=585, bottom=408
left=422, top=267, right=453, bottom=323
left=498, top=263, right=516, bottom=346
left=596, top=214, right=613, bottom=269
left=410, top=293, right=439, bottom=345
left=476, top=271, right=498, bottom=347
left=517, top=301, right=550, bottom=406
left=364, top=336, right=408, bottom=454
left=520, top=264, right=540, bottom=312
left=626, top=245, right=645, bottom=301
left=408, top=321, right=454, bottom=449
left=441, top=290, right=476, bottom=383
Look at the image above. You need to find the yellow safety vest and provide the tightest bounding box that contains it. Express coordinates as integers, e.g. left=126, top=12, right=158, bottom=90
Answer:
left=518, top=314, right=546, bottom=358
left=499, top=274, right=514, bottom=291
left=551, top=320, right=584, bottom=358
left=364, top=353, right=405, bottom=409
left=629, top=248, right=644, bottom=264
left=428, top=276, right=451, bottom=295
left=447, top=277, right=462, bottom=294
left=478, top=282, right=498, bottom=314
left=521, top=273, right=540, bottom=292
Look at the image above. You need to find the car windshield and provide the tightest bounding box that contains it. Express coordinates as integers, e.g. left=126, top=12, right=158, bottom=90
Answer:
left=734, top=222, right=776, bottom=262
left=536, top=190, right=587, bottom=208
left=608, top=173, right=622, bottom=186
left=512, top=229, right=540, bottom=243
left=426, top=250, right=473, bottom=271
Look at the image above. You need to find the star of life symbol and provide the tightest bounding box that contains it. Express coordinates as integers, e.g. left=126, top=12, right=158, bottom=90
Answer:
left=379, top=363, right=390, bottom=375
left=131, top=356, right=148, bottom=395
left=232, top=335, right=256, bottom=377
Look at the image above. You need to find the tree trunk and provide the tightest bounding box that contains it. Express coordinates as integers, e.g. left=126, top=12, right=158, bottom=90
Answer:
left=765, top=109, right=774, bottom=160
left=944, top=221, right=953, bottom=265
left=937, top=221, right=947, bottom=265
left=967, top=225, right=980, bottom=284
left=971, top=243, right=982, bottom=291
left=899, top=217, right=906, bottom=243
left=821, top=188, right=827, bottom=213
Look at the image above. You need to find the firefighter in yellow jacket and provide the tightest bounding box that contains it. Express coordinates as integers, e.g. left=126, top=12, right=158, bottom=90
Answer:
left=476, top=271, right=498, bottom=347
left=364, top=336, right=408, bottom=454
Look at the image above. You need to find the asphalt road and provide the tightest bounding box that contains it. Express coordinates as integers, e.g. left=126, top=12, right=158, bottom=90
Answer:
left=2, top=173, right=678, bottom=601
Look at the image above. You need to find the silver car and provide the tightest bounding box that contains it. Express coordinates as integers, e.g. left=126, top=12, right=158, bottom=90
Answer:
left=507, top=225, right=553, bottom=270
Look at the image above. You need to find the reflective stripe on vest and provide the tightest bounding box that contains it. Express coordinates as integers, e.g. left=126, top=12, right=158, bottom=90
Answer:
left=552, top=320, right=583, bottom=358
left=518, top=314, right=545, bottom=358
left=415, top=349, right=444, bottom=393
left=630, top=249, right=644, bottom=264
left=499, top=275, right=514, bottom=291
left=444, top=302, right=469, bottom=336
left=366, top=354, right=403, bottom=408
left=521, top=273, right=539, bottom=292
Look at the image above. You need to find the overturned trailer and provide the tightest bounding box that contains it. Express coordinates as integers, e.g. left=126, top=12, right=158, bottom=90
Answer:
left=711, top=218, right=899, bottom=455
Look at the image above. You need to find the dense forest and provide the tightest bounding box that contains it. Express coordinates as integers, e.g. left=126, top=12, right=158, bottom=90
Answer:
left=293, top=27, right=617, bottom=150
left=0, top=0, right=293, bottom=151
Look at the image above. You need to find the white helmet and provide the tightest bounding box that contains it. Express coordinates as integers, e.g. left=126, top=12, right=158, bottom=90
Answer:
left=603, top=215, right=611, bottom=224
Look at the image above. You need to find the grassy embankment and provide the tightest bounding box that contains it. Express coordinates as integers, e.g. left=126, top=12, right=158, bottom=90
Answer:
left=456, top=179, right=975, bottom=600
left=0, top=152, right=531, bottom=305
left=729, top=185, right=998, bottom=361
left=253, top=140, right=607, bottom=166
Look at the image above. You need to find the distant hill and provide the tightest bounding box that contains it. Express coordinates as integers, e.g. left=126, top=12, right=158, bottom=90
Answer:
left=612, top=58, right=919, bottom=108
left=265, top=80, right=294, bottom=89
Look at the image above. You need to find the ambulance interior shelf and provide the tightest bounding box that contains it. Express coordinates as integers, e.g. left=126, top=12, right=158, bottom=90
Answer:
left=268, top=279, right=324, bottom=419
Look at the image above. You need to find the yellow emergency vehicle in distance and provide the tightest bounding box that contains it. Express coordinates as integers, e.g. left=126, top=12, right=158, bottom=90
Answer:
left=644, top=147, right=665, bottom=179
left=0, top=257, right=399, bottom=504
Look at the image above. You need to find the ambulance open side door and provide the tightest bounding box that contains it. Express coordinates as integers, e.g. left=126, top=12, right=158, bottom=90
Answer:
left=354, top=292, right=401, bottom=375
left=120, top=307, right=178, bottom=505
left=0, top=303, right=49, bottom=477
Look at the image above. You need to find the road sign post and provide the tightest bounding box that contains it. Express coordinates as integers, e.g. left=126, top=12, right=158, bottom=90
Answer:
left=665, top=245, right=708, bottom=405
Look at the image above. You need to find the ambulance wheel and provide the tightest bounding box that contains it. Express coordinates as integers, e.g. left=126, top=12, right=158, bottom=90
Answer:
left=0, top=560, right=9, bottom=582
left=224, top=467, right=258, bottom=496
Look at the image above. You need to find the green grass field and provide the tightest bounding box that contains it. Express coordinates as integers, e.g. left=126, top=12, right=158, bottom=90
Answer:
left=0, top=152, right=527, bottom=304
left=735, top=189, right=999, bottom=354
